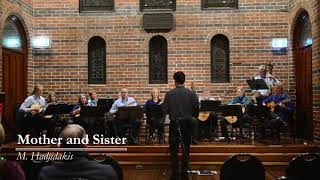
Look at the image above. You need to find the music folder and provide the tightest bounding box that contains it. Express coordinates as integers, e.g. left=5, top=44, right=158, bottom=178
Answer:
left=80, top=106, right=105, bottom=117
left=44, top=103, right=74, bottom=115
left=97, top=98, right=115, bottom=112
left=217, top=104, right=243, bottom=117
left=200, top=100, right=221, bottom=111
left=246, top=79, right=269, bottom=91
left=117, top=106, right=144, bottom=121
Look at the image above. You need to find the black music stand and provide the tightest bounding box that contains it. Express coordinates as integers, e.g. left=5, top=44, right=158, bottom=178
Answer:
left=246, top=79, right=269, bottom=92
left=145, top=104, right=164, bottom=119
left=145, top=104, right=165, bottom=144
left=218, top=104, right=244, bottom=141
left=246, top=105, right=270, bottom=140
left=80, top=106, right=106, bottom=138
left=117, top=106, right=143, bottom=144
left=44, top=103, right=74, bottom=116
left=80, top=106, right=105, bottom=117
left=117, top=106, right=144, bottom=120
left=98, top=98, right=115, bottom=112
left=42, top=103, right=73, bottom=137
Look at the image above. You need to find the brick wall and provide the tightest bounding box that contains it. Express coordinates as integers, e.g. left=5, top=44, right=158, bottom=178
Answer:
left=27, top=0, right=291, bottom=103
left=1, top=0, right=319, bottom=142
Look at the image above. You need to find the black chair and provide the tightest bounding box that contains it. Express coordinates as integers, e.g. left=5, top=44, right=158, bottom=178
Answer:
left=286, top=153, right=320, bottom=180
left=220, top=153, right=265, bottom=180
left=98, top=155, right=123, bottom=180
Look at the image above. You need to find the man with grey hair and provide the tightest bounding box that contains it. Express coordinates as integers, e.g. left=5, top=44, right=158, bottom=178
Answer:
left=39, top=124, right=118, bottom=180
left=254, top=65, right=279, bottom=97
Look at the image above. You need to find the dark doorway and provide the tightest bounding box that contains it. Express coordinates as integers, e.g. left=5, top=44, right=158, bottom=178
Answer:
left=1, top=15, right=28, bottom=132
left=293, top=10, right=313, bottom=140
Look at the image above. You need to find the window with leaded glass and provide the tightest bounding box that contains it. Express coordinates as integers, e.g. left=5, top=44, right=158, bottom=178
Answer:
left=79, top=0, right=114, bottom=12
left=211, top=34, right=230, bottom=83
left=88, top=36, right=106, bottom=84
left=202, top=0, right=238, bottom=9
left=149, top=35, right=168, bottom=84
left=140, top=0, right=176, bottom=11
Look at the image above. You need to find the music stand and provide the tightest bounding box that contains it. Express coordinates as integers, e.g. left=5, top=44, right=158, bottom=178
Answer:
left=218, top=104, right=244, bottom=140
left=246, top=79, right=269, bottom=91
left=246, top=105, right=270, bottom=140
left=43, top=103, right=73, bottom=136
left=80, top=106, right=105, bottom=117
left=200, top=100, right=221, bottom=111
left=117, top=106, right=143, bottom=144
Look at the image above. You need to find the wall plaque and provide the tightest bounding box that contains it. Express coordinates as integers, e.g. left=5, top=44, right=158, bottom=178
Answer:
left=143, top=13, right=173, bottom=30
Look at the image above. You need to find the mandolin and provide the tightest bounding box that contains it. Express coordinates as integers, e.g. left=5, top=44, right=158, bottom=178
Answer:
left=266, top=98, right=295, bottom=112
left=225, top=116, right=238, bottom=124
left=198, top=111, right=211, bottom=121
left=30, top=104, right=44, bottom=116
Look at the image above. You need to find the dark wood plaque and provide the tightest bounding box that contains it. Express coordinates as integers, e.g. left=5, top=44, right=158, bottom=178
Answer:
left=143, top=13, right=173, bottom=30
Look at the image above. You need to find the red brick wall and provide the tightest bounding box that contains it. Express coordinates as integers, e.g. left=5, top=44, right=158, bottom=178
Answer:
left=1, top=0, right=319, bottom=142
left=27, top=0, right=291, bottom=102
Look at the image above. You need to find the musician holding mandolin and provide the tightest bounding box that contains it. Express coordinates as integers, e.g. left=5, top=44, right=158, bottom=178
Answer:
left=196, top=88, right=219, bottom=140
left=262, top=84, right=293, bottom=141
left=19, top=84, right=46, bottom=136
left=220, top=87, right=247, bottom=140
left=20, top=84, right=46, bottom=114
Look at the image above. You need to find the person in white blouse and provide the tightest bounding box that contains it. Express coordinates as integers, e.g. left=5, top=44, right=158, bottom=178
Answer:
left=197, top=88, right=219, bottom=141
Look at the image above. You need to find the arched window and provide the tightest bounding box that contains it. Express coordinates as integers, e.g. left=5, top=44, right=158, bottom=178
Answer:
left=299, top=12, right=312, bottom=47
left=149, top=35, right=168, bottom=84
left=211, top=34, right=230, bottom=83
left=2, top=16, right=24, bottom=51
left=88, top=36, right=106, bottom=84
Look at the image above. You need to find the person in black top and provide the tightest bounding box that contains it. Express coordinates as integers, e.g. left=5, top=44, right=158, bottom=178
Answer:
left=162, top=71, right=199, bottom=180
left=39, top=124, right=118, bottom=180
left=143, top=88, right=165, bottom=144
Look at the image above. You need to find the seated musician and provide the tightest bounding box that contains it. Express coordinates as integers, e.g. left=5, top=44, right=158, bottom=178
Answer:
left=42, top=91, right=59, bottom=137
left=254, top=65, right=279, bottom=97
left=262, top=84, right=293, bottom=141
left=71, top=94, right=88, bottom=117
left=220, top=87, right=247, bottom=140
left=46, top=91, right=57, bottom=105
left=19, top=84, right=46, bottom=136
left=71, top=94, right=88, bottom=128
left=197, top=88, right=218, bottom=140
left=88, top=89, right=98, bottom=106
left=109, top=88, right=140, bottom=144
left=143, top=88, right=164, bottom=144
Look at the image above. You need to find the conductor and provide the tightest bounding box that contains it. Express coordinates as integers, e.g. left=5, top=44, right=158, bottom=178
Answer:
left=162, top=71, right=199, bottom=180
